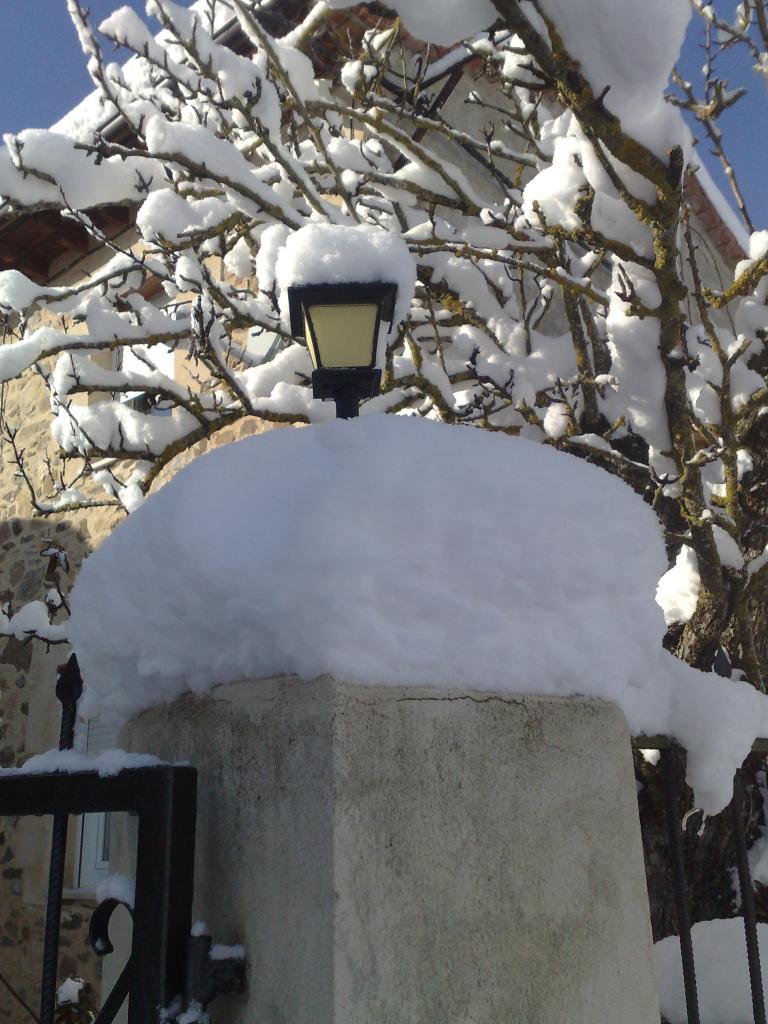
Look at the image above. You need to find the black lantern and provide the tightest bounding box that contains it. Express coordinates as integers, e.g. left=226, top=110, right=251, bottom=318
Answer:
left=287, top=282, right=397, bottom=419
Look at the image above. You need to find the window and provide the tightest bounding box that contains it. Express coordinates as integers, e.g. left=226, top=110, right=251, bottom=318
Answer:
left=75, top=720, right=120, bottom=891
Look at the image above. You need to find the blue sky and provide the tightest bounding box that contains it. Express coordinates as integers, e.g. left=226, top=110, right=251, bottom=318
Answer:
left=0, top=1, right=157, bottom=131
left=676, top=2, right=768, bottom=234
left=0, top=2, right=764, bottom=232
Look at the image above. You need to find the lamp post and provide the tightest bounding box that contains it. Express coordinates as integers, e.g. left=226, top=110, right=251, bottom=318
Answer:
left=287, top=282, right=397, bottom=419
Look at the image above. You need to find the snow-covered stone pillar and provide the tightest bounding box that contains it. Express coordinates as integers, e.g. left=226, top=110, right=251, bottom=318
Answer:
left=109, top=675, right=659, bottom=1024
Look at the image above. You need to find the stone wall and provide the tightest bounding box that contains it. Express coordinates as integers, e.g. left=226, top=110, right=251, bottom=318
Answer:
left=0, top=310, right=122, bottom=1020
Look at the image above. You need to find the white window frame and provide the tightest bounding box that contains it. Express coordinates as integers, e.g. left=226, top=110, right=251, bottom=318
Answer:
left=73, top=720, right=120, bottom=892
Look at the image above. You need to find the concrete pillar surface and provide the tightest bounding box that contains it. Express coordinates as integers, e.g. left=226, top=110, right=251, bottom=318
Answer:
left=112, top=677, right=659, bottom=1024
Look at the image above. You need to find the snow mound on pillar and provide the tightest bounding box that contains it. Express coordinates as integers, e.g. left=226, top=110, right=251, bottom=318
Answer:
left=69, top=416, right=768, bottom=813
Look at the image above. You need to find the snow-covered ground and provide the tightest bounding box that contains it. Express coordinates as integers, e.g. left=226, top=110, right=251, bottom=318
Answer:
left=68, top=415, right=768, bottom=814
left=656, top=918, right=768, bottom=1023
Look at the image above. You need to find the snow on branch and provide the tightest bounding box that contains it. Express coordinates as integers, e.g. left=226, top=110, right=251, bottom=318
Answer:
left=1, top=0, right=768, bottom=696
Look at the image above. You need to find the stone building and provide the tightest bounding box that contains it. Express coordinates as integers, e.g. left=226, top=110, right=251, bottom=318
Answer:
left=0, top=5, right=751, bottom=1021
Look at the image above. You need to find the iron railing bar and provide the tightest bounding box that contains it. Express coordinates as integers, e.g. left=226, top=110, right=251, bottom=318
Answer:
left=660, top=748, right=701, bottom=1024
left=732, top=770, right=767, bottom=1024
left=0, top=766, right=188, bottom=816
left=39, top=655, right=82, bottom=1024
left=40, top=814, right=68, bottom=1024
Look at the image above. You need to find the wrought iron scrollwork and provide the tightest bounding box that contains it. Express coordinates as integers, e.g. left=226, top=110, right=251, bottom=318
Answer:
left=89, top=897, right=133, bottom=958
left=87, top=899, right=245, bottom=1023
left=88, top=899, right=134, bottom=1024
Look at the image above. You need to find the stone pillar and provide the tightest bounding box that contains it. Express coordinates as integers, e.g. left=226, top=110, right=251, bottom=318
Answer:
left=110, top=677, right=659, bottom=1024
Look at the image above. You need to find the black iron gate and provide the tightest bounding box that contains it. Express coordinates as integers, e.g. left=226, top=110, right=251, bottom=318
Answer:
left=0, top=655, right=242, bottom=1024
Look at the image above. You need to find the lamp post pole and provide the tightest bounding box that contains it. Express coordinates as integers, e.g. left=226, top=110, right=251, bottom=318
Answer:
left=334, top=384, right=360, bottom=420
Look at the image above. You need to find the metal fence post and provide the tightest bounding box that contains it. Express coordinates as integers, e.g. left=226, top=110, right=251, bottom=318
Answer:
left=660, top=747, right=700, bottom=1024
left=40, top=655, right=83, bottom=1024
left=731, top=768, right=766, bottom=1024
left=128, top=767, right=197, bottom=1023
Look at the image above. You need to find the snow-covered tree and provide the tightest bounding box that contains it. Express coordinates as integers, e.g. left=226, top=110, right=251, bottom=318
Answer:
left=0, top=0, right=758, bottom=670
left=3, top=0, right=768, bottom=933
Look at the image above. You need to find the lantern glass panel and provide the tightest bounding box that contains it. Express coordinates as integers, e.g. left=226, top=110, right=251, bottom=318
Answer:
left=304, top=303, right=379, bottom=369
